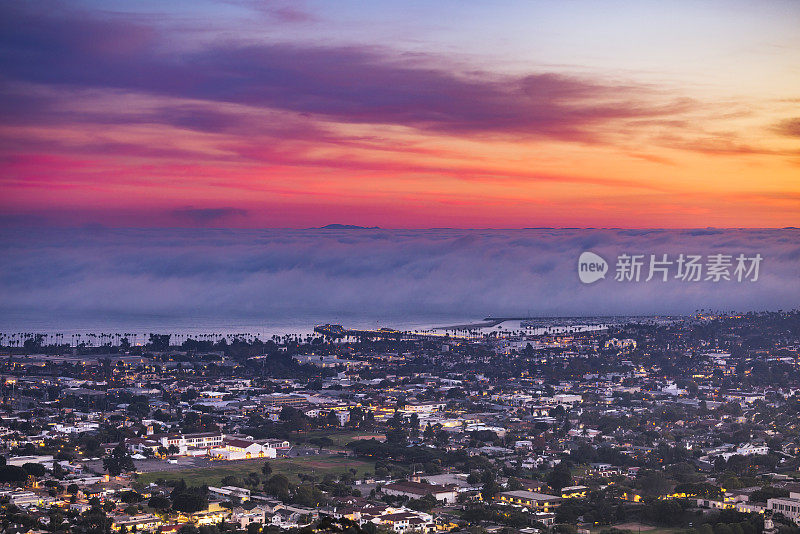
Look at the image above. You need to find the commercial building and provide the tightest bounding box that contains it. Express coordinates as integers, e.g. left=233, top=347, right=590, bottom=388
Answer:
left=497, top=490, right=562, bottom=512
left=209, top=438, right=277, bottom=460
left=382, top=481, right=459, bottom=504
left=768, top=491, right=800, bottom=525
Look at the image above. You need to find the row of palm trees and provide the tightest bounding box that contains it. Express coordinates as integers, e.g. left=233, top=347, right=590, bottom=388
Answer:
left=0, top=323, right=607, bottom=348
left=0, top=330, right=324, bottom=348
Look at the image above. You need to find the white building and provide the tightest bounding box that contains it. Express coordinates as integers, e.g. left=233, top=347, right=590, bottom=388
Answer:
left=209, top=486, right=252, bottom=501
left=52, top=422, right=100, bottom=434
left=382, top=481, right=458, bottom=504
left=376, top=511, right=434, bottom=533
left=720, top=443, right=770, bottom=460
left=111, top=514, right=163, bottom=532
left=210, top=438, right=277, bottom=460
left=5, top=455, right=54, bottom=467
left=546, top=394, right=582, bottom=406
left=232, top=507, right=267, bottom=529
left=264, top=439, right=291, bottom=450
left=768, top=491, right=800, bottom=525
left=401, top=402, right=446, bottom=415
left=157, top=432, right=224, bottom=454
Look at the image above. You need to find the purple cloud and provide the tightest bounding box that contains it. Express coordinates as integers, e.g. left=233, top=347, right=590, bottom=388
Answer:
left=0, top=3, right=692, bottom=143
left=774, top=117, right=800, bottom=138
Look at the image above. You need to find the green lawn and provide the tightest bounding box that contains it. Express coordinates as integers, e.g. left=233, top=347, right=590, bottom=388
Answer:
left=290, top=430, right=386, bottom=448
left=135, top=454, right=375, bottom=488
left=589, top=523, right=684, bottom=534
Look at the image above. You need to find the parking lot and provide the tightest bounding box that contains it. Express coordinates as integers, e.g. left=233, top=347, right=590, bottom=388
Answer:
left=83, top=455, right=212, bottom=474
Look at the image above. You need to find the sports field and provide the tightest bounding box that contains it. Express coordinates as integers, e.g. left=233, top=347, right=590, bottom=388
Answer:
left=291, top=430, right=386, bottom=448
left=590, top=523, right=685, bottom=534
left=135, top=454, right=375, bottom=487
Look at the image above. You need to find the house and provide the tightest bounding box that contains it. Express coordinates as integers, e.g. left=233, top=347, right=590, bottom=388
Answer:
left=401, top=402, right=446, bottom=415
left=533, top=512, right=556, bottom=526
left=378, top=511, right=434, bottom=533
left=52, top=421, right=100, bottom=434
left=263, top=439, right=291, bottom=450
left=190, top=503, right=230, bottom=526
left=231, top=507, right=267, bottom=529
left=127, top=437, right=162, bottom=456
left=382, top=481, right=459, bottom=504
left=268, top=508, right=313, bottom=529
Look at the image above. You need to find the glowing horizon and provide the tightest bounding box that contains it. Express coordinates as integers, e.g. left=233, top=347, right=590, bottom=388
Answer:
left=1, top=0, right=799, bottom=228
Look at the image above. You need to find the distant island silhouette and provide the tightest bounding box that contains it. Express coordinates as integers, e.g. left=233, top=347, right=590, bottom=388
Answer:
left=318, top=224, right=381, bottom=229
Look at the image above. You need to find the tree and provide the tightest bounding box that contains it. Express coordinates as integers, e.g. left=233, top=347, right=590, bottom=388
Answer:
left=120, top=490, right=143, bottom=503
left=22, top=462, right=46, bottom=477
left=408, top=413, right=420, bottom=437
left=148, top=334, right=171, bottom=351
left=408, top=493, right=437, bottom=512
left=0, top=464, right=28, bottom=483
left=547, top=462, right=573, bottom=492
left=294, top=484, right=325, bottom=507
left=103, top=443, right=135, bottom=476
left=78, top=505, right=110, bottom=533
left=261, top=461, right=273, bottom=478
left=279, top=406, right=307, bottom=431
left=481, top=479, right=501, bottom=501
left=265, top=474, right=291, bottom=500
left=642, top=499, right=684, bottom=526
left=327, top=410, right=339, bottom=427
left=52, top=462, right=65, bottom=479
left=507, top=478, right=523, bottom=491
left=349, top=406, right=366, bottom=428
left=172, top=491, right=208, bottom=514
left=749, top=486, right=789, bottom=503
left=636, top=470, right=672, bottom=497
left=148, top=494, right=171, bottom=509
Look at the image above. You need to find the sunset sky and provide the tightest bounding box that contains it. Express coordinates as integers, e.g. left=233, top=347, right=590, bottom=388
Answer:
left=2, top=0, right=799, bottom=228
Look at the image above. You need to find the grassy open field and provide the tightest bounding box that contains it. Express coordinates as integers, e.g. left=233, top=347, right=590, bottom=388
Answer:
left=589, top=523, right=685, bottom=534
left=290, top=430, right=386, bottom=448
left=135, top=454, right=375, bottom=488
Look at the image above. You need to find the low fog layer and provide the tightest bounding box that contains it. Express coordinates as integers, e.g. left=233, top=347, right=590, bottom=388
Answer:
left=1, top=228, right=798, bottom=327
